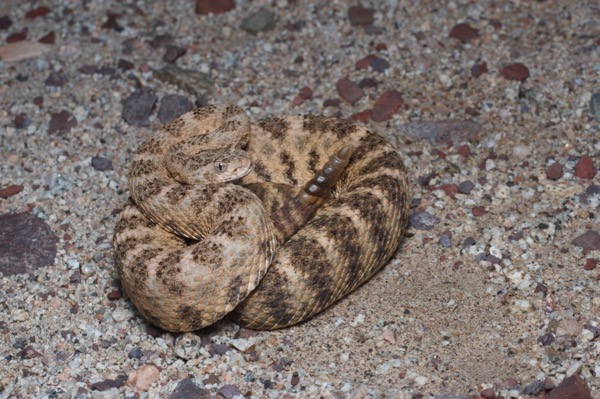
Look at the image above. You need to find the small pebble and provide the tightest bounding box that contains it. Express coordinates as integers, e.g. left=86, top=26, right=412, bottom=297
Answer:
left=458, top=180, right=474, bottom=194
left=546, top=162, right=564, bottom=180
left=163, top=45, right=187, bottom=63
left=449, top=22, right=479, bottom=43
left=0, top=184, right=23, bottom=198
left=574, top=156, right=596, bottom=179
left=169, top=378, right=209, bottom=399
left=590, top=92, right=600, bottom=122
left=241, top=8, right=276, bottom=35
left=218, top=384, right=242, bottom=399
left=44, top=71, right=67, bottom=87
left=91, top=156, right=114, bottom=171
left=348, top=5, right=374, bottom=27
left=371, top=90, right=403, bottom=122
left=158, top=94, right=194, bottom=124
left=500, top=63, right=530, bottom=81
left=48, top=110, right=77, bottom=134
left=122, top=88, right=157, bottom=127
left=371, top=57, right=390, bottom=72
left=195, top=0, right=235, bottom=15
left=572, top=230, right=600, bottom=250
left=409, top=211, right=440, bottom=230
left=336, top=78, right=364, bottom=104
left=127, top=364, right=160, bottom=390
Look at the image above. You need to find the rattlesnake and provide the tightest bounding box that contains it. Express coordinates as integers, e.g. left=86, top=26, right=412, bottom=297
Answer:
left=114, top=104, right=410, bottom=331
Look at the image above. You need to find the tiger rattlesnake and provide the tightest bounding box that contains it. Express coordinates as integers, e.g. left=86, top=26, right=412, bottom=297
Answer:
left=113, top=104, right=410, bottom=331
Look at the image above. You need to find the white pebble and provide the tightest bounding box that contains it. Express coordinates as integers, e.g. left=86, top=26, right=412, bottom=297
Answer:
left=512, top=145, right=532, bottom=157
left=66, top=258, right=80, bottom=270
left=13, top=310, right=30, bottom=322
left=230, top=338, right=254, bottom=352
left=414, top=375, right=428, bottom=386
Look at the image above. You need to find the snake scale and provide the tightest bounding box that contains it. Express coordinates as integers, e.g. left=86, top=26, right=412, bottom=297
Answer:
left=113, top=104, right=410, bottom=331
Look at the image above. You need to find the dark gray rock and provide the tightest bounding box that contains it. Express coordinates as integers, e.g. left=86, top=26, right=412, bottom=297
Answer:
left=0, top=213, right=58, bottom=276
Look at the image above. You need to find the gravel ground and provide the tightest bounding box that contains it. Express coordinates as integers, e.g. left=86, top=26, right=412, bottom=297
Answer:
left=1, top=0, right=599, bottom=398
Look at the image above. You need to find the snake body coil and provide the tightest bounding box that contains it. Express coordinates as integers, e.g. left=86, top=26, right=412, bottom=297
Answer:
left=114, top=104, right=410, bottom=331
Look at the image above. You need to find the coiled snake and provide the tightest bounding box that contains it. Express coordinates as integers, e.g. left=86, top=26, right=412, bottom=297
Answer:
left=113, top=104, right=410, bottom=331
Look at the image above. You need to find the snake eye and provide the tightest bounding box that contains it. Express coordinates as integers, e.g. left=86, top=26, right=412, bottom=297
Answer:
left=214, top=162, right=228, bottom=173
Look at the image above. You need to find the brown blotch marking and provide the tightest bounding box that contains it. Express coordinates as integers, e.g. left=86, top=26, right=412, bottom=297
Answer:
left=190, top=241, right=224, bottom=269
left=129, top=159, right=157, bottom=178
left=115, top=210, right=157, bottom=234
left=302, top=115, right=358, bottom=139
left=352, top=132, right=388, bottom=160
left=177, top=304, right=204, bottom=330
left=331, top=119, right=358, bottom=139
left=257, top=116, right=290, bottom=140
left=279, top=151, right=297, bottom=185
left=359, top=150, right=402, bottom=173
left=134, top=178, right=165, bottom=201
left=286, top=236, right=337, bottom=309
left=193, top=105, right=217, bottom=119
left=312, top=213, right=363, bottom=285
left=255, top=265, right=296, bottom=326
left=307, top=148, right=320, bottom=174
left=166, top=185, right=191, bottom=204
left=336, top=190, right=391, bottom=264
left=125, top=248, right=162, bottom=288
left=162, top=117, right=186, bottom=137
left=156, top=254, right=183, bottom=295
left=226, top=275, right=244, bottom=305
left=136, top=136, right=164, bottom=155
left=252, top=160, right=272, bottom=181
left=217, top=215, right=249, bottom=238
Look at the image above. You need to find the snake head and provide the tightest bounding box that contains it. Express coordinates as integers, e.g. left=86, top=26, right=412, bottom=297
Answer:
left=165, top=147, right=252, bottom=184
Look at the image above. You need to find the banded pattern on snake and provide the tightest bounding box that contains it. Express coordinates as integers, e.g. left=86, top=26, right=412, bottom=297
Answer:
left=113, top=104, right=410, bottom=331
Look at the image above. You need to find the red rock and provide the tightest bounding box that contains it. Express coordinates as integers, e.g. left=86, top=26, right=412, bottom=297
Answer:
left=48, top=110, right=77, bottom=134
left=38, top=31, right=55, bottom=44
left=375, top=43, right=387, bottom=51
left=17, top=345, right=43, bottom=359
left=449, top=22, right=479, bottom=43
left=323, top=98, right=340, bottom=107
left=479, top=388, right=495, bottom=399
left=371, top=90, right=403, bottom=122
left=0, top=184, right=23, bottom=199
left=500, top=63, right=530, bottom=81
left=350, top=110, right=371, bottom=122
left=356, top=54, right=375, bottom=70
left=107, top=289, right=123, bottom=300
left=472, top=206, right=486, bottom=217
left=456, top=144, right=471, bottom=157
left=336, top=78, right=363, bottom=104
left=25, top=6, right=51, bottom=19
left=490, top=19, right=502, bottom=29
left=195, top=0, right=235, bottom=15
left=583, top=258, right=597, bottom=271
left=437, top=184, right=459, bottom=198
left=572, top=230, right=600, bottom=251
left=348, top=5, right=374, bottom=27
left=546, top=162, right=564, bottom=180
left=291, top=86, right=313, bottom=106
left=471, top=61, right=488, bottom=78
left=7, top=31, right=27, bottom=43
left=574, top=155, right=596, bottom=179
left=546, top=374, right=592, bottom=399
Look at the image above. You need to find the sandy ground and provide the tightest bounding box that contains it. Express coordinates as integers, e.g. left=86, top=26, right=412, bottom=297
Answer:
left=0, top=0, right=599, bottom=398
